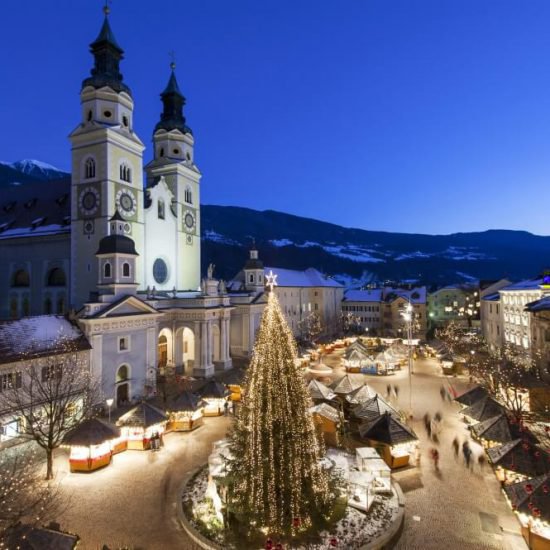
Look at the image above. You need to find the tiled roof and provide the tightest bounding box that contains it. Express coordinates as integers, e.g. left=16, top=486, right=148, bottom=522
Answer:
left=63, top=418, right=120, bottom=446
left=504, top=474, right=550, bottom=522
left=487, top=439, right=550, bottom=478
left=343, top=289, right=383, bottom=302
left=352, top=395, right=400, bottom=422
left=525, top=296, right=550, bottom=312
left=359, top=412, right=418, bottom=445
left=471, top=414, right=513, bottom=444
left=345, top=384, right=376, bottom=405
left=461, top=395, right=505, bottom=422
left=168, top=391, right=206, bottom=412
left=199, top=379, right=229, bottom=399
left=501, top=278, right=543, bottom=292
left=454, top=386, right=488, bottom=407
left=264, top=267, right=343, bottom=288
left=481, top=293, right=500, bottom=302
left=330, top=374, right=363, bottom=395
left=311, top=402, right=340, bottom=424
left=117, top=402, right=167, bottom=428
left=0, top=315, right=90, bottom=365
left=307, top=379, right=336, bottom=401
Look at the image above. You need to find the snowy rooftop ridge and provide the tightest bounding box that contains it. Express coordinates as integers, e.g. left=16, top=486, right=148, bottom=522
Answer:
left=0, top=315, right=90, bottom=365
left=264, top=266, right=343, bottom=288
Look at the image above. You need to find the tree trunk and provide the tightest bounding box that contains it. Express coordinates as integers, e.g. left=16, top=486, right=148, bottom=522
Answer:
left=46, top=448, right=54, bottom=480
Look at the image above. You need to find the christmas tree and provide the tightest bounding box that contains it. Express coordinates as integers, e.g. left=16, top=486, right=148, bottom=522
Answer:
left=229, top=273, right=332, bottom=535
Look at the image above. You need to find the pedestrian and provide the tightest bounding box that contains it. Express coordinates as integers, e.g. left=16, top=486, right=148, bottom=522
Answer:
left=430, top=448, right=440, bottom=469
left=386, top=384, right=391, bottom=399
left=423, top=413, right=432, bottom=438
left=439, top=385, right=446, bottom=401
left=452, top=437, right=459, bottom=458
left=393, top=385, right=400, bottom=400
left=434, top=411, right=442, bottom=423
left=462, top=441, right=472, bottom=469
left=224, top=400, right=229, bottom=416
left=477, top=454, right=486, bottom=471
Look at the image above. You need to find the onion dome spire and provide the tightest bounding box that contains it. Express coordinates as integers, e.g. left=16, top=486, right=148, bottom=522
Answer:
left=154, top=60, right=192, bottom=134
left=82, top=4, right=131, bottom=95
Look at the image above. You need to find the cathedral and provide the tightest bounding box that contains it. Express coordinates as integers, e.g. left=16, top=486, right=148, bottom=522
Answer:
left=0, top=8, right=266, bottom=407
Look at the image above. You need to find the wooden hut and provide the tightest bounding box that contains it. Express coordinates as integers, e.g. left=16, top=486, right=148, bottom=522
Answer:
left=308, top=379, right=337, bottom=403
left=330, top=374, right=363, bottom=398
left=471, top=414, right=514, bottom=448
left=4, top=524, right=79, bottom=550
left=345, top=384, right=377, bottom=406
left=343, top=341, right=374, bottom=373
left=352, top=394, right=401, bottom=423
left=503, top=474, right=550, bottom=550
left=63, top=418, right=122, bottom=472
left=167, top=391, right=206, bottom=431
left=454, top=385, right=489, bottom=407
left=461, top=395, right=505, bottom=424
left=311, top=402, right=341, bottom=447
left=117, top=402, right=168, bottom=450
left=359, top=412, right=418, bottom=469
left=200, top=379, right=229, bottom=416
left=487, top=439, right=550, bottom=484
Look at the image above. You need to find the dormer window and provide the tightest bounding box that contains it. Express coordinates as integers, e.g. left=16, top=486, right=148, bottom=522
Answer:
left=120, top=163, right=132, bottom=183
left=84, top=157, right=96, bottom=179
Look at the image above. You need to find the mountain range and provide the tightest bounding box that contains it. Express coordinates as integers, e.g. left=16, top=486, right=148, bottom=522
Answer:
left=1, top=160, right=548, bottom=287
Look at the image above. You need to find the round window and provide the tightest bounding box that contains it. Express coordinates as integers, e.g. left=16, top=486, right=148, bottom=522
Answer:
left=173, top=148, right=180, bottom=155
left=153, top=258, right=168, bottom=284
left=104, top=110, right=112, bottom=118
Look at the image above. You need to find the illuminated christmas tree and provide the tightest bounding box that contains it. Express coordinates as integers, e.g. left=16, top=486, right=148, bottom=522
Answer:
left=229, top=272, right=332, bottom=535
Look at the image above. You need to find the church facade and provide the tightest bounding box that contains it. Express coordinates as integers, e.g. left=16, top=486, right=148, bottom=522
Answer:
left=0, top=10, right=262, bottom=408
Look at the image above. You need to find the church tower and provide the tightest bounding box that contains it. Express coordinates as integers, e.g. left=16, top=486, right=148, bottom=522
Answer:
left=244, top=244, right=265, bottom=293
left=145, top=63, right=201, bottom=291
left=70, top=6, right=145, bottom=310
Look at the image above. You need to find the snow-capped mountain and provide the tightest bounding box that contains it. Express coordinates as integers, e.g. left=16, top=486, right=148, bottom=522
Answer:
left=0, top=159, right=69, bottom=185
left=200, top=205, right=550, bottom=287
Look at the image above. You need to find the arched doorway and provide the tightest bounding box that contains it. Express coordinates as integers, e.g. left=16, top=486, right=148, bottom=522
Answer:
left=158, top=335, right=168, bottom=369
left=182, top=327, right=195, bottom=372
left=212, top=323, right=220, bottom=363
left=116, top=364, right=130, bottom=407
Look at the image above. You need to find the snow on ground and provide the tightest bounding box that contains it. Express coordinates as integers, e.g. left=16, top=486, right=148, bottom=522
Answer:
left=395, top=251, right=433, bottom=261
left=12, top=159, right=62, bottom=172
left=270, top=238, right=294, bottom=247
left=333, top=271, right=377, bottom=288
left=203, top=229, right=240, bottom=246
left=323, top=244, right=386, bottom=263
left=455, top=271, right=479, bottom=283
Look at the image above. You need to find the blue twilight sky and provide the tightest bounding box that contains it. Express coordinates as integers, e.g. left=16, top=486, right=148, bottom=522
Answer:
left=1, top=0, right=550, bottom=235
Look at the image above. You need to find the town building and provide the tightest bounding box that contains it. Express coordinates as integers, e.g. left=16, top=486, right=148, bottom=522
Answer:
left=479, top=279, right=511, bottom=352
left=427, top=285, right=480, bottom=329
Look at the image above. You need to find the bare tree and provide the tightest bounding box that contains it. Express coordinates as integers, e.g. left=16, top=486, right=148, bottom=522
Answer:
left=340, top=311, right=363, bottom=336
left=0, top=446, right=62, bottom=542
left=0, top=339, right=98, bottom=480
left=297, top=311, right=324, bottom=347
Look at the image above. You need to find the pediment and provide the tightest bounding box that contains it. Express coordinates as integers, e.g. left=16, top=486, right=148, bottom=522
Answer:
left=93, top=296, right=159, bottom=319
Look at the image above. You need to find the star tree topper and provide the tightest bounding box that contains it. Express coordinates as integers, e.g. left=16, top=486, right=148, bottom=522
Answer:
left=266, top=270, right=278, bottom=291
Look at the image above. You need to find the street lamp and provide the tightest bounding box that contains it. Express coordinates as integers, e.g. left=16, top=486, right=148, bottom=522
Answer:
left=400, top=302, right=414, bottom=419
left=106, top=398, right=114, bottom=423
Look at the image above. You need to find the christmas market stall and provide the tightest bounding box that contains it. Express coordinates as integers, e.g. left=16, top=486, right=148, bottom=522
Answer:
left=359, top=411, right=418, bottom=469
left=342, top=340, right=375, bottom=373
left=355, top=447, right=391, bottom=493
left=470, top=413, right=536, bottom=449
left=63, top=418, right=122, bottom=472
left=116, top=402, right=167, bottom=450
left=330, top=374, right=363, bottom=399
left=200, top=379, right=229, bottom=416
left=454, top=385, right=489, bottom=408
left=306, top=361, right=333, bottom=380
left=345, top=383, right=377, bottom=406
left=307, top=379, right=337, bottom=403
left=503, top=474, right=550, bottom=550
left=460, top=395, right=506, bottom=424
left=310, top=402, right=341, bottom=446
left=487, top=439, right=550, bottom=484
left=352, top=394, right=401, bottom=423
left=167, top=390, right=206, bottom=431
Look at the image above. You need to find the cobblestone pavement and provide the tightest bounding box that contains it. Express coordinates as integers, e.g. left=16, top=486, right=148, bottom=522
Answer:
left=53, top=415, right=232, bottom=549
left=323, top=352, right=528, bottom=550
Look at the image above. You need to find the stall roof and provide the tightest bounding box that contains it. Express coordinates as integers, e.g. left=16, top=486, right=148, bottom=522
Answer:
left=117, top=402, right=167, bottom=428
left=346, top=384, right=377, bottom=405
left=330, top=374, right=363, bottom=395
left=359, top=412, right=418, bottom=445
left=311, top=403, right=340, bottom=424
left=471, top=414, right=514, bottom=445
left=3, top=524, right=78, bottom=550
left=169, top=390, right=206, bottom=412
left=454, top=385, right=489, bottom=407
left=352, top=394, right=400, bottom=422
left=63, top=418, right=120, bottom=446
left=308, top=379, right=336, bottom=401
left=503, top=474, right=550, bottom=523
left=461, top=395, right=505, bottom=422
left=487, top=439, right=550, bottom=478
left=199, top=379, right=229, bottom=399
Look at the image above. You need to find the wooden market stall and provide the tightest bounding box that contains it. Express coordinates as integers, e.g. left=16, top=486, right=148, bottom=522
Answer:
left=117, top=402, right=168, bottom=450
left=359, top=412, right=418, bottom=469
left=200, top=379, right=229, bottom=416
left=461, top=395, right=506, bottom=424
left=63, top=418, right=122, bottom=473
left=167, top=391, right=206, bottom=431
left=330, top=374, right=363, bottom=399
left=311, top=402, right=341, bottom=447
left=307, top=379, right=337, bottom=403
left=454, top=385, right=489, bottom=408
left=345, top=383, right=377, bottom=407
left=471, top=413, right=518, bottom=448
left=504, top=474, right=550, bottom=550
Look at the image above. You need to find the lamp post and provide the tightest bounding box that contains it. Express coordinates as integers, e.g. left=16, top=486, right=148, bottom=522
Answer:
left=106, top=398, right=114, bottom=423
left=401, top=302, right=414, bottom=418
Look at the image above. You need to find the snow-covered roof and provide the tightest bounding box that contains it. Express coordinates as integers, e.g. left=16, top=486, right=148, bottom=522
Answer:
left=525, top=296, right=550, bottom=312
left=343, top=289, right=383, bottom=302
left=500, top=278, right=543, bottom=292
left=481, top=293, right=500, bottom=302
left=264, top=267, right=343, bottom=288
left=382, top=286, right=427, bottom=304
left=0, top=315, right=90, bottom=365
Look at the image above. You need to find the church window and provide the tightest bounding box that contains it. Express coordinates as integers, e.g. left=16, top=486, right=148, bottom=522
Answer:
left=120, top=163, right=132, bottom=183
left=122, top=262, right=130, bottom=277
left=173, top=148, right=180, bottom=155
left=84, top=157, right=96, bottom=179
left=153, top=258, right=168, bottom=284
left=9, top=297, right=18, bottom=319
left=184, top=187, right=192, bottom=204
left=104, top=262, right=112, bottom=278
left=119, top=337, right=129, bottom=352
left=159, top=148, right=165, bottom=157
left=103, top=110, right=112, bottom=118
left=12, top=269, right=30, bottom=287
left=158, top=200, right=165, bottom=220
left=117, top=364, right=129, bottom=381
left=22, top=296, right=30, bottom=317
left=249, top=274, right=254, bottom=283
left=56, top=296, right=65, bottom=314
left=122, top=115, right=129, bottom=127
left=186, top=151, right=191, bottom=161
left=87, top=110, right=93, bottom=121
left=47, top=267, right=66, bottom=287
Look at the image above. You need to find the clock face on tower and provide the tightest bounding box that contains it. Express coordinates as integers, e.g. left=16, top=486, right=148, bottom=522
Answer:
left=184, top=210, right=195, bottom=231
left=115, top=188, right=137, bottom=218
left=79, top=187, right=100, bottom=217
